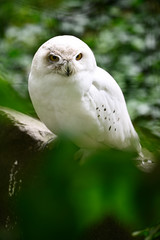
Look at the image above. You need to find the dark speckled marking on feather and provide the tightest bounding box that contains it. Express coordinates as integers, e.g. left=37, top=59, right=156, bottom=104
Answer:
left=109, top=126, right=111, bottom=131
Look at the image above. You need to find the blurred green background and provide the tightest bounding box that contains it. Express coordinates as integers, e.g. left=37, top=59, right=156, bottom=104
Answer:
left=0, top=0, right=160, bottom=239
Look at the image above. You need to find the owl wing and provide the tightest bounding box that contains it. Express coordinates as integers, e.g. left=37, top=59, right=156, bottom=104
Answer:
left=89, top=66, right=140, bottom=151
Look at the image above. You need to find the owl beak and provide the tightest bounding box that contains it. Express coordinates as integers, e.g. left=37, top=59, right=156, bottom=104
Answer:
left=66, top=66, right=71, bottom=76
left=64, top=61, right=72, bottom=77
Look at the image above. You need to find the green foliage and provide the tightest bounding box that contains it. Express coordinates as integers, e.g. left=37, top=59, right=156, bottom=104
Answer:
left=0, top=0, right=160, bottom=239
left=13, top=140, right=160, bottom=239
left=0, top=75, right=32, bottom=114
left=133, top=224, right=160, bottom=240
left=0, top=0, right=160, bottom=134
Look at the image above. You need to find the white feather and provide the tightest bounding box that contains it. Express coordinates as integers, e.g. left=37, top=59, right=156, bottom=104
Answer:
left=28, top=35, right=141, bottom=153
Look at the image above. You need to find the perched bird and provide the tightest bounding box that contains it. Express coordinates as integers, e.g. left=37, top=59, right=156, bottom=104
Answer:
left=28, top=35, right=141, bottom=155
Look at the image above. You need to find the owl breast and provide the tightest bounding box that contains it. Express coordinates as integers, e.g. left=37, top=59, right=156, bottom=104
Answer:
left=29, top=69, right=140, bottom=151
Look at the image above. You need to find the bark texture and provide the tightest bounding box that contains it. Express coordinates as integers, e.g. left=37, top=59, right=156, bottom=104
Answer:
left=0, top=107, right=55, bottom=230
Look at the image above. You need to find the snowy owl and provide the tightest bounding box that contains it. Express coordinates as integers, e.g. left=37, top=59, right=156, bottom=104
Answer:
left=28, top=35, right=141, bottom=154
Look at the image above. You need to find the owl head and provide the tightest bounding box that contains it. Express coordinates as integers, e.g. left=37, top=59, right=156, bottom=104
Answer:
left=30, top=35, right=97, bottom=77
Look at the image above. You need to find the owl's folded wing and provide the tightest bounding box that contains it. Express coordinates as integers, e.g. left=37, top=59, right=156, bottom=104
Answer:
left=89, top=67, right=141, bottom=151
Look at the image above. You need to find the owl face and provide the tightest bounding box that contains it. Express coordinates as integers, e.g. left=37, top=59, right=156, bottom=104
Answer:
left=31, top=35, right=97, bottom=77
left=45, top=47, right=84, bottom=76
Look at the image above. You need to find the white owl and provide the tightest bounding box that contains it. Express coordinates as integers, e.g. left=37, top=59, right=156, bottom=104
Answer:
left=28, top=35, right=141, bottom=155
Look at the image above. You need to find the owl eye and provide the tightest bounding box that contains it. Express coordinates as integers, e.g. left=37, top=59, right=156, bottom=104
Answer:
left=48, top=54, right=59, bottom=62
left=76, top=53, right=83, bottom=61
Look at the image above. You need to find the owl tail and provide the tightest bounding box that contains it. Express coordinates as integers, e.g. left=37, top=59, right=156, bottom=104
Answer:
left=136, top=147, right=156, bottom=172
